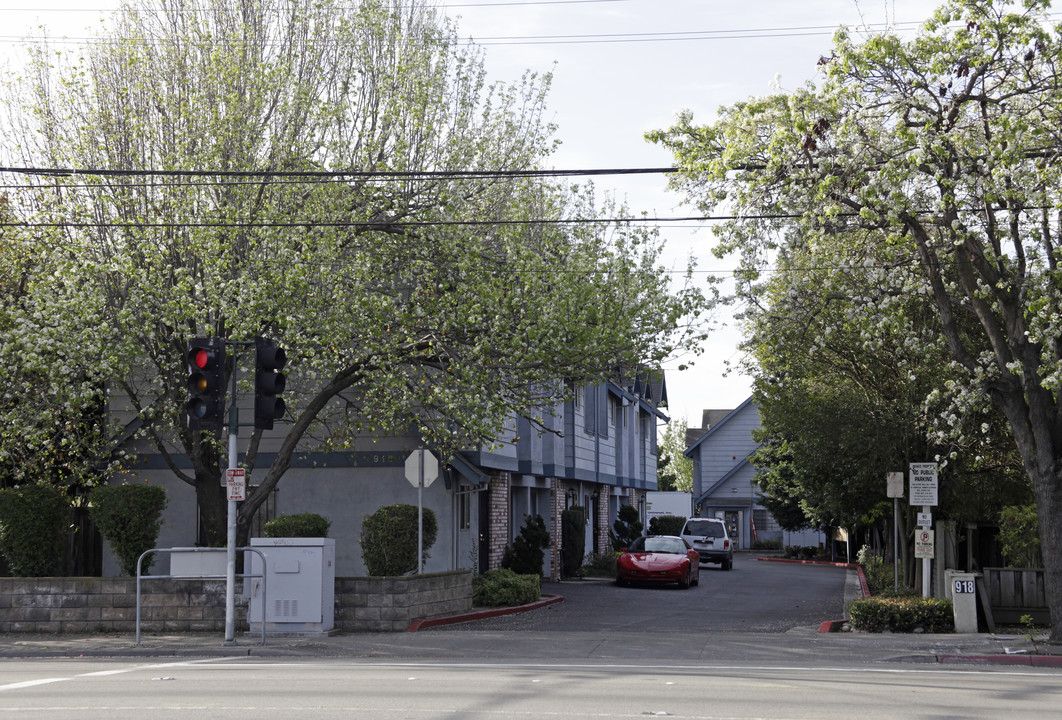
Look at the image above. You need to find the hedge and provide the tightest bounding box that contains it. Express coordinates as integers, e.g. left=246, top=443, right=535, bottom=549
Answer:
left=848, top=596, right=954, bottom=633
left=472, top=568, right=541, bottom=607
left=0, top=484, right=70, bottom=576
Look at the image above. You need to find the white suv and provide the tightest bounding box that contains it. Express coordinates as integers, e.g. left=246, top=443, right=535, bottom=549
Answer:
left=680, top=517, right=734, bottom=570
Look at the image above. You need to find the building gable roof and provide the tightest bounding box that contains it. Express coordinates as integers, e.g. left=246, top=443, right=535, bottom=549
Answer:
left=684, top=396, right=755, bottom=458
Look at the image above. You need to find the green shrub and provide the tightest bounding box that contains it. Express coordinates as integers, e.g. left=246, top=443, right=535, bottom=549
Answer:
left=561, top=506, right=585, bottom=578
left=263, top=512, right=331, bottom=538
left=848, top=596, right=954, bottom=633
left=0, top=484, right=70, bottom=576
left=502, top=514, right=550, bottom=576
left=581, top=552, right=618, bottom=578
left=752, top=537, right=782, bottom=550
left=648, top=514, right=686, bottom=536
left=610, top=504, right=642, bottom=550
left=360, top=503, right=437, bottom=576
left=89, top=483, right=167, bottom=576
left=998, top=504, right=1042, bottom=568
left=472, top=568, right=541, bottom=607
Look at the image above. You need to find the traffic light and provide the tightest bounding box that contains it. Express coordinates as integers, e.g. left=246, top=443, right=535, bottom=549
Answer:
left=186, top=337, right=226, bottom=432
left=254, top=336, right=287, bottom=430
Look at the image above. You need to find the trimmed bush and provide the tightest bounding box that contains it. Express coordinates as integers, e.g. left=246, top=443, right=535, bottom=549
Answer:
left=89, top=483, right=167, bottom=576
left=473, top=568, right=541, bottom=607
left=561, top=506, right=585, bottom=578
left=581, top=552, right=618, bottom=578
left=848, top=596, right=954, bottom=633
left=361, top=503, right=437, bottom=576
left=263, top=512, right=331, bottom=538
left=648, top=514, right=686, bottom=536
left=0, top=484, right=70, bottom=576
left=502, top=514, right=551, bottom=576
left=610, top=504, right=642, bottom=550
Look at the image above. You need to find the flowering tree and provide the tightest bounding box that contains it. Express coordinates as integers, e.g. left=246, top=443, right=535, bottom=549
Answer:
left=657, top=417, right=693, bottom=493
left=652, top=0, right=1062, bottom=635
left=2, top=0, right=705, bottom=546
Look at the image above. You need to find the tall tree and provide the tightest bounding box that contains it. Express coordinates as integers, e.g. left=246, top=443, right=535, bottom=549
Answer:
left=652, top=0, right=1062, bottom=635
left=657, top=417, right=693, bottom=493
left=3, top=0, right=705, bottom=546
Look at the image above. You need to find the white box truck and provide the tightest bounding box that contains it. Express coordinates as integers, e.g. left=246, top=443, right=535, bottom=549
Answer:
left=645, top=491, right=693, bottom=524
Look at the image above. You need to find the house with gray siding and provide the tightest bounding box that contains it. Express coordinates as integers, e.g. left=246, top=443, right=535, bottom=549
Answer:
left=685, top=397, right=823, bottom=550
left=105, top=371, right=669, bottom=583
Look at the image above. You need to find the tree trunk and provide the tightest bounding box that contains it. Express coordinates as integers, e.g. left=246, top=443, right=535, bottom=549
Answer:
left=195, top=476, right=228, bottom=548
left=1029, top=464, right=1062, bottom=639
left=993, top=386, right=1062, bottom=639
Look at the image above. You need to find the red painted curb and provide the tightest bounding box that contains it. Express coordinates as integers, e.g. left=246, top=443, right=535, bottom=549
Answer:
left=407, top=594, right=564, bottom=632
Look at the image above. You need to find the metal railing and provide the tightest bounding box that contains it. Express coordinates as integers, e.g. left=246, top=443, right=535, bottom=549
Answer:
left=135, top=546, right=267, bottom=647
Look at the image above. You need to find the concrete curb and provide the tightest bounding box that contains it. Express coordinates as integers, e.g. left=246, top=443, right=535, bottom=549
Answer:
left=940, top=653, right=1062, bottom=667
left=406, top=594, right=564, bottom=632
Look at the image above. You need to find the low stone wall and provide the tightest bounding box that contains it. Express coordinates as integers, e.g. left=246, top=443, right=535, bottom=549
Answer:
left=0, top=571, right=471, bottom=634
left=0, top=577, right=242, bottom=633
left=336, top=571, right=473, bottom=632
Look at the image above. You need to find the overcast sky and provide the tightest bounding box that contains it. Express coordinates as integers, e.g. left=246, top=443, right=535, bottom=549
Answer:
left=1, top=0, right=949, bottom=427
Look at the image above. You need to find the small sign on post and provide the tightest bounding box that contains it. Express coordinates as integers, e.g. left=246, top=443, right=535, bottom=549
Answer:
left=405, top=449, right=439, bottom=575
left=226, top=468, right=246, bottom=502
left=915, top=528, right=934, bottom=559
left=886, top=472, right=904, bottom=498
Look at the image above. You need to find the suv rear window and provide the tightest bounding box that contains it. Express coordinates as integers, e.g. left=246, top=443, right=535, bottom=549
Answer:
left=684, top=520, right=724, bottom=538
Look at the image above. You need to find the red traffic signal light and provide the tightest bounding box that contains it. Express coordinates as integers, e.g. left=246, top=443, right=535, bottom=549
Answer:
left=186, top=337, right=226, bottom=431
left=254, top=336, right=287, bottom=430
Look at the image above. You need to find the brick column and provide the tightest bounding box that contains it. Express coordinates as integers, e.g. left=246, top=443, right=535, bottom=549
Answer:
left=596, top=489, right=610, bottom=555
left=488, top=473, right=510, bottom=570
left=549, top=478, right=563, bottom=582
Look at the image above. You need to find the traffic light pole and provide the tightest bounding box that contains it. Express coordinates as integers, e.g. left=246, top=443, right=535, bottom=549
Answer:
left=224, top=358, right=240, bottom=646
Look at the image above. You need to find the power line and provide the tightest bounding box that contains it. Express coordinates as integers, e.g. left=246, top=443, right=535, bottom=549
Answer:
left=0, top=214, right=755, bottom=230
left=0, top=165, right=676, bottom=179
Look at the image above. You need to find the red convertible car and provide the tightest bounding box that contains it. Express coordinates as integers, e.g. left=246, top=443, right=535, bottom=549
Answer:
left=616, top=535, right=700, bottom=589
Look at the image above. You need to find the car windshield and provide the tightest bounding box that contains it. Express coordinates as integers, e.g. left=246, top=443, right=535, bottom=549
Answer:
left=629, top=537, right=686, bottom=554
left=684, top=521, right=724, bottom=538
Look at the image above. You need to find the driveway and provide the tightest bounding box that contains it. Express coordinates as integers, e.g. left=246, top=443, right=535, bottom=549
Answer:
left=443, top=555, right=854, bottom=633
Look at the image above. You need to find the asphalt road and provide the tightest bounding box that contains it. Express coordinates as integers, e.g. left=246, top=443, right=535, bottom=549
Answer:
left=2, top=656, right=1060, bottom=720
left=439, top=556, right=853, bottom=634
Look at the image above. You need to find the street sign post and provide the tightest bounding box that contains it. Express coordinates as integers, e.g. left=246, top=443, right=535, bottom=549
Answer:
left=886, top=471, right=904, bottom=592
left=910, top=463, right=938, bottom=598
left=405, top=449, right=439, bottom=574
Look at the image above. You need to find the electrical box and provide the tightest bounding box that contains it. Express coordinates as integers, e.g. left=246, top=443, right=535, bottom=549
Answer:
left=246, top=537, right=335, bottom=636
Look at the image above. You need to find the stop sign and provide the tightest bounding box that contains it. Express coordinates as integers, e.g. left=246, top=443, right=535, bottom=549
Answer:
left=404, top=449, right=439, bottom=487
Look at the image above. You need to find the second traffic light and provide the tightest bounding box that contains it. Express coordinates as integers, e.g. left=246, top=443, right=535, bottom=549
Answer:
left=186, top=337, right=226, bottom=432
left=254, top=336, right=287, bottom=430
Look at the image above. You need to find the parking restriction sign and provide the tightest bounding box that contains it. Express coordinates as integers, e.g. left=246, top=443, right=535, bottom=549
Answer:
left=226, top=468, right=246, bottom=501
left=915, top=528, right=934, bottom=558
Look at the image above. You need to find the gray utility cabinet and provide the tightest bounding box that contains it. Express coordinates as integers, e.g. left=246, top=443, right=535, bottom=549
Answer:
left=246, top=537, right=336, bottom=636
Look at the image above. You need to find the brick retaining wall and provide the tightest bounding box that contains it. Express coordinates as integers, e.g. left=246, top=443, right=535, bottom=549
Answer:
left=0, top=571, right=472, bottom=634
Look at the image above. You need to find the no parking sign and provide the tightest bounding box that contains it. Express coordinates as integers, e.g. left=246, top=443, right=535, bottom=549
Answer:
left=915, top=528, right=934, bottom=558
